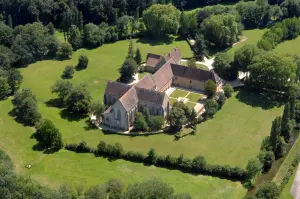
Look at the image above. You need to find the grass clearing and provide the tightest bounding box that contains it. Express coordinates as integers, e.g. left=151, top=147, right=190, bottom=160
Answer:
left=226, top=29, right=267, bottom=57
left=170, top=89, right=189, bottom=99
left=274, top=36, right=300, bottom=55
left=55, top=30, right=65, bottom=43
left=0, top=37, right=248, bottom=198
left=187, top=92, right=203, bottom=103
left=280, top=167, right=296, bottom=199
left=0, top=99, right=246, bottom=198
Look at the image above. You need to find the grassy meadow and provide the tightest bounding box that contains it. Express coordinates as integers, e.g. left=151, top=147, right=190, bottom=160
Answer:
left=0, top=37, right=249, bottom=198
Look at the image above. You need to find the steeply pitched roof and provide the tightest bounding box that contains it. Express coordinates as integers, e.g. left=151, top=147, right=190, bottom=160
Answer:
left=146, top=53, right=163, bottom=68
left=135, top=74, right=156, bottom=90
left=105, top=81, right=132, bottom=99
left=165, top=48, right=181, bottom=63
left=119, top=87, right=139, bottom=111
left=171, top=64, right=216, bottom=82
left=152, top=60, right=175, bottom=91
left=136, top=87, right=167, bottom=106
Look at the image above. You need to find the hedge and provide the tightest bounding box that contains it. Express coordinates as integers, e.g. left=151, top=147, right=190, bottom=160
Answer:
left=65, top=140, right=247, bottom=182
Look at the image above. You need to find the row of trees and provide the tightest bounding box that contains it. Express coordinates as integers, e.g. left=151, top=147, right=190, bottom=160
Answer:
left=258, top=17, right=300, bottom=51
left=0, top=22, right=72, bottom=66
left=88, top=140, right=246, bottom=180
left=0, top=149, right=191, bottom=199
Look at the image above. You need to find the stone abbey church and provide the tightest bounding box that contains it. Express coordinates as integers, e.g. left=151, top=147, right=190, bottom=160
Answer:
left=102, top=48, right=218, bottom=131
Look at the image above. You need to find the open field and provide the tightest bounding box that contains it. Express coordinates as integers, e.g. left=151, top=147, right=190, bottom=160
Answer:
left=275, top=36, right=300, bottom=55
left=280, top=167, right=296, bottom=199
left=226, top=29, right=267, bottom=57
left=0, top=99, right=246, bottom=199
left=0, top=38, right=248, bottom=198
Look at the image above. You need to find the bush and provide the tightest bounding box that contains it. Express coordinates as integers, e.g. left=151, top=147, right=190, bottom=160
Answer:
left=65, top=141, right=94, bottom=153
left=223, top=84, right=233, bottom=98
left=204, top=99, right=218, bottom=118
left=217, top=93, right=226, bottom=108
left=62, top=65, right=75, bottom=79
left=123, top=151, right=146, bottom=162
left=204, top=80, right=217, bottom=98
left=58, top=42, right=72, bottom=59
left=148, top=116, right=164, bottom=131
left=77, top=55, right=89, bottom=70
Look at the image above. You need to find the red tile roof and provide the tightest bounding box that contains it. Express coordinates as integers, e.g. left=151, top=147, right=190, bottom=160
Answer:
left=135, top=74, right=156, bottom=90
left=145, top=53, right=163, bottom=68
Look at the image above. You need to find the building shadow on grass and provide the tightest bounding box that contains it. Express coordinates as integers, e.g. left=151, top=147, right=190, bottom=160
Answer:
left=235, top=88, right=284, bottom=110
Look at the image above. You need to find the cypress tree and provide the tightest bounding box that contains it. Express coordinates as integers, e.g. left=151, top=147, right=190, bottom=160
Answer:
left=78, top=11, right=84, bottom=34
left=134, top=48, right=142, bottom=65
left=127, top=39, right=134, bottom=59
left=270, top=116, right=281, bottom=153
left=7, top=14, right=12, bottom=28
left=281, top=103, right=291, bottom=142
left=290, top=97, right=296, bottom=120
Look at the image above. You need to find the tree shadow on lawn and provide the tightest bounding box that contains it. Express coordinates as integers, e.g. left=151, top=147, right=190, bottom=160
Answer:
left=235, top=88, right=284, bottom=110
left=8, top=108, right=34, bottom=127
left=136, top=35, right=175, bottom=46
left=60, top=109, right=87, bottom=122
left=30, top=133, right=59, bottom=154
left=45, top=98, right=64, bottom=108
left=84, top=119, right=98, bottom=131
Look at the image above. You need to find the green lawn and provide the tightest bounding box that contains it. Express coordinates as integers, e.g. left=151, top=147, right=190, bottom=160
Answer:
left=226, top=29, right=267, bottom=57
left=170, top=89, right=189, bottom=99
left=187, top=92, right=203, bottom=103
left=274, top=36, right=300, bottom=55
left=0, top=38, right=249, bottom=198
left=280, top=167, right=296, bottom=199
left=197, top=63, right=209, bottom=70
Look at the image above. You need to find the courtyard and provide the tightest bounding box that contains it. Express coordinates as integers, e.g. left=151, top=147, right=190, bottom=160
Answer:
left=168, top=88, right=205, bottom=111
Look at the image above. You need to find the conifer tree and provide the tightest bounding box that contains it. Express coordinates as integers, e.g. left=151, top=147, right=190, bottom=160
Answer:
left=7, top=14, right=12, bottom=28
left=270, top=116, right=281, bottom=153
left=290, top=96, right=296, bottom=120
left=78, top=11, right=84, bottom=34
left=281, top=103, right=291, bottom=142
left=127, top=39, right=134, bottom=59
left=134, top=48, right=142, bottom=65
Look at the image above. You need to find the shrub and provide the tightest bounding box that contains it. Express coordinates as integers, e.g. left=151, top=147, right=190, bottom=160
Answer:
left=148, top=116, right=164, bottom=131
left=123, top=151, right=145, bottom=162
left=204, top=80, right=217, bottom=98
left=147, top=148, right=157, bottom=164
left=58, top=42, right=72, bottom=59
left=133, top=112, right=148, bottom=131
left=217, top=93, right=226, bottom=108
left=223, top=84, right=233, bottom=98
left=65, top=141, right=94, bottom=153
left=77, top=55, right=89, bottom=70
left=204, top=99, right=218, bottom=118
left=62, top=65, right=75, bottom=79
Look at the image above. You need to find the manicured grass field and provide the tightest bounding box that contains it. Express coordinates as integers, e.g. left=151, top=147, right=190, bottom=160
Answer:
left=186, top=92, right=203, bottom=103
left=170, top=89, right=189, bottom=99
left=280, top=167, right=296, bottom=199
left=274, top=36, right=300, bottom=55
left=226, top=29, right=267, bottom=57
left=0, top=99, right=246, bottom=198
left=0, top=38, right=249, bottom=198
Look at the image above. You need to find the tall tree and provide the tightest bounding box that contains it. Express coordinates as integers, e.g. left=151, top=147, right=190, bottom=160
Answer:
left=234, top=44, right=261, bottom=72
left=12, top=88, right=41, bottom=125
left=194, top=33, right=207, bottom=60
left=119, top=58, right=138, bottom=83
left=78, top=12, right=84, bottom=33
left=143, top=4, right=181, bottom=37
left=127, top=39, right=134, bottom=59
left=7, top=14, right=12, bottom=28
left=68, top=25, right=82, bottom=49
left=0, top=76, right=11, bottom=100
left=204, top=80, right=217, bottom=98
left=38, top=119, right=64, bottom=150
left=270, top=116, right=281, bottom=153
left=134, top=48, right=142, bottom=65
left=281, top=103, right=291, bottom=142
